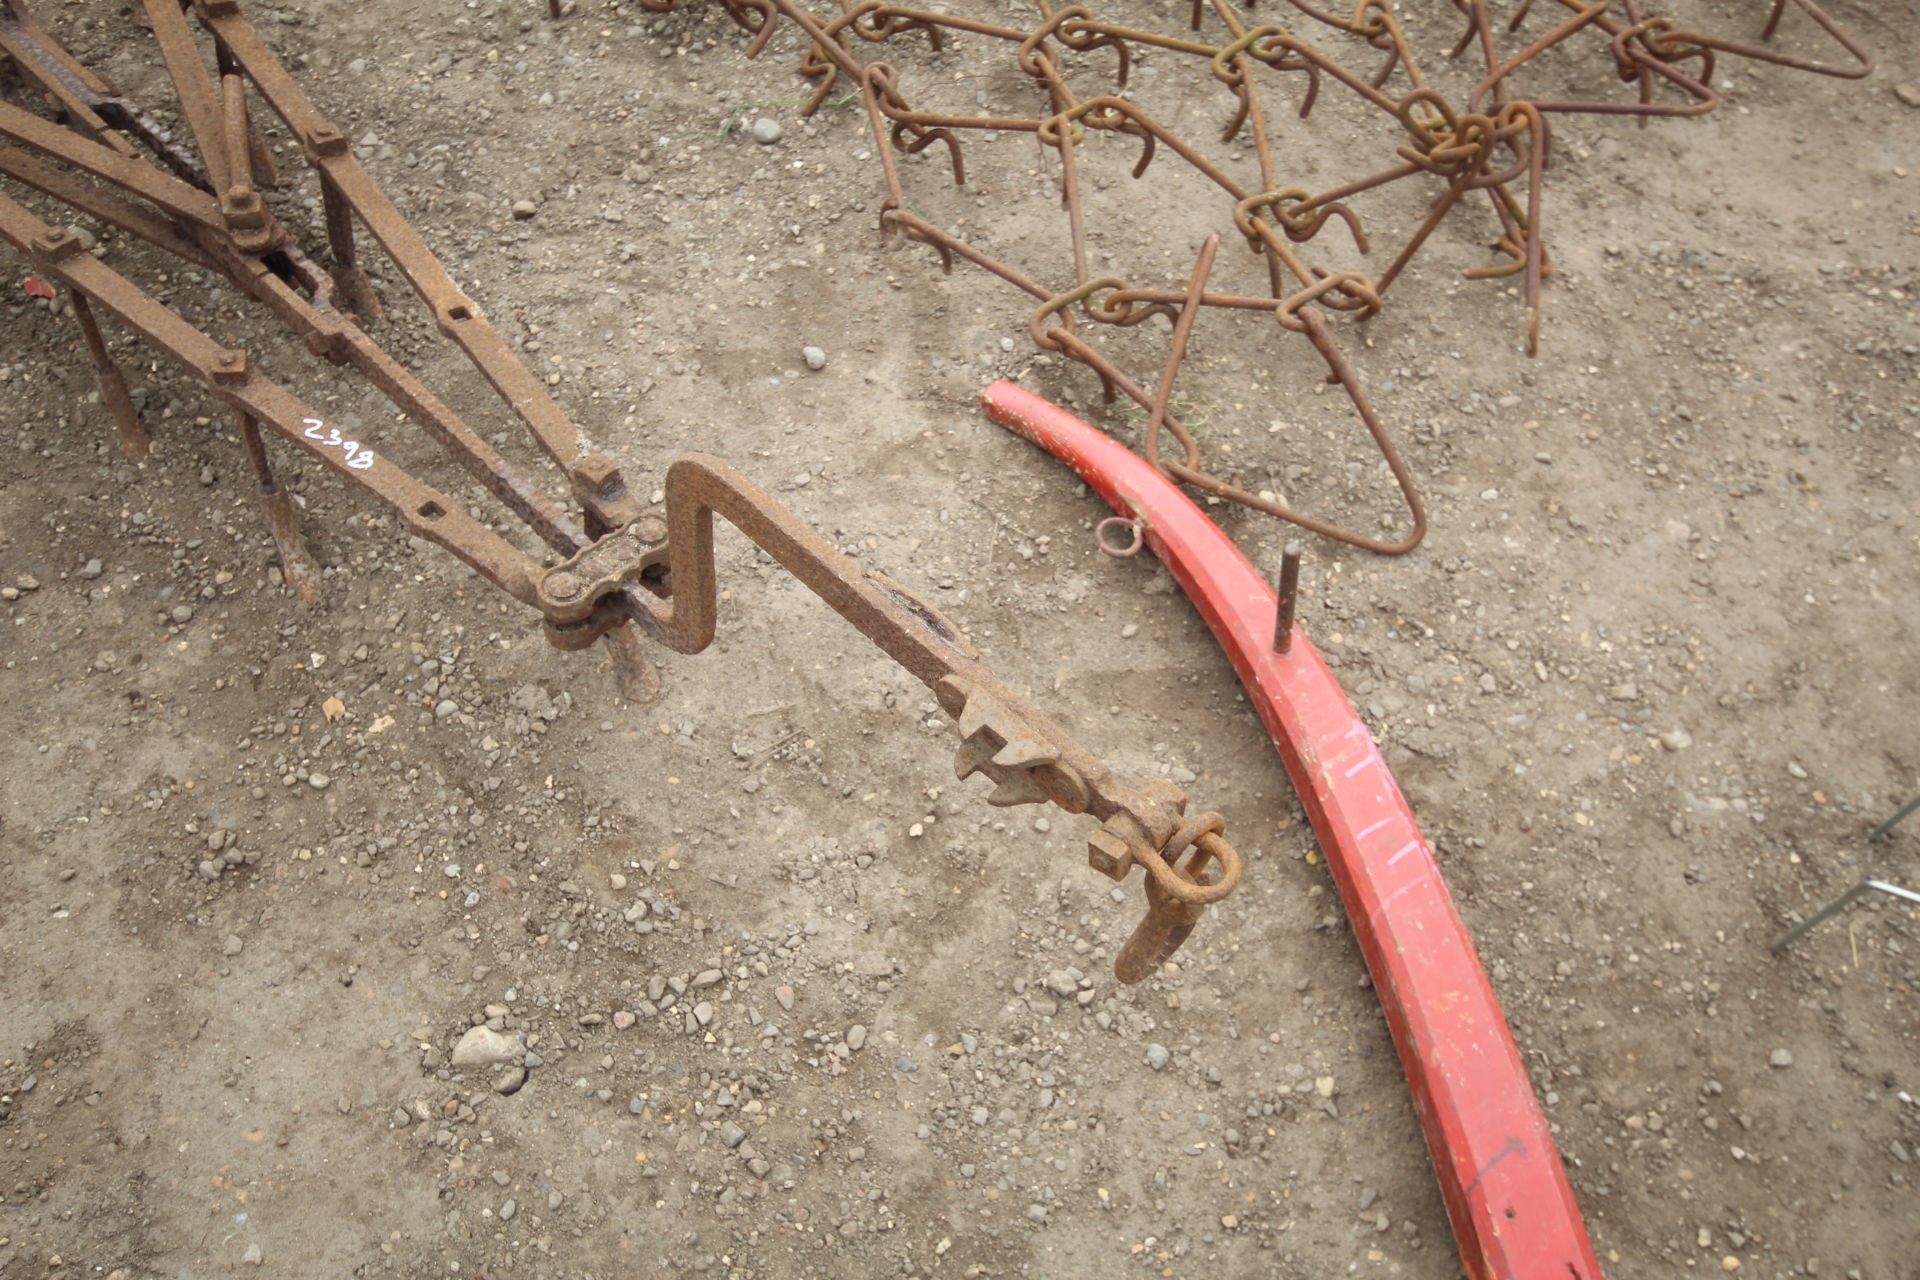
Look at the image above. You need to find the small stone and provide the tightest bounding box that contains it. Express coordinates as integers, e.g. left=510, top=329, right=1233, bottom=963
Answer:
left=1659, top=728, right=1693, bottom=752
left=692, top=1001, right=713, bottom=1026
left=511, top=199, right=538, bottom=219
left=499, top=1198, right=516, bottom=1221
left=171, top=605, right=195, bottom=624
left=451, top=1025, right=520, bottom=1067
left=846, top=1024, right=867, bottom=1051
left=613, top=1010, right=636, bottom=1029
left=1145, top=1043, right=1170, bottom=1071
left=774, top=983, right=795, bottom=1011
left=308, top=773, right=331, bottom=790
left=750, top=116, right=783, bottom=144
left=1721, top=1257, right=1741, bottom=1273
left=1611, top=681, right=1639, bottom=701
left=78, top=558, right=103, bottom=580
left=1894, top=83, right=1920, bottom=109
left=609, top=873, right=628, bottom=890
left=197, top=860, right=221, bottom=881
left=801, top=345, right=827, bottom=371
left=1769, top=1048, right=1793, bottom=1069
left=720, top=1121, right=748, bottom=1149
left=222, top=934, right=244, bottom=957
left=692, top=968, right=723, bottom=989
left=242, top=1243, right=262, bottom=1266
left=1315, top=1075, right=1336, bottom=1098
left=434, top=699, right=459, bottom=720
left=494, top=1066, right=528, bottom=1095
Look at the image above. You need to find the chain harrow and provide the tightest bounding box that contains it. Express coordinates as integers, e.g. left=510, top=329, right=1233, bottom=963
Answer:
left=0, top=0, right=1240, bottom=980
left=588, top=0, right=1867, bottom=553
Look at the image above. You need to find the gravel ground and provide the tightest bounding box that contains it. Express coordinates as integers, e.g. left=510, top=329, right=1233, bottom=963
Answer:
left=1, top=2, right=1916, bottom=1278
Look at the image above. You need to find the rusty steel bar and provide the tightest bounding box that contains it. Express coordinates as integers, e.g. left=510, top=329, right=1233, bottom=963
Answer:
left=61, top=285, right=149, bottom=460
left=1273, top=543, right=1301, bottom=656
left=236, top=409, right=323, bottom=604
left=0, top=0, right=1241, bottom=979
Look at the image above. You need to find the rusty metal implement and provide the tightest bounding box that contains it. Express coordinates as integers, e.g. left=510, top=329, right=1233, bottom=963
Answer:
left=587, top=0, right=1867, bottom=554
left=0, top=0, right=1240, bottom=981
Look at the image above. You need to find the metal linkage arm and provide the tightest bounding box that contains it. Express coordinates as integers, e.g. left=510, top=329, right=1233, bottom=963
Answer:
left=528, top=456, right=1244, bottom=981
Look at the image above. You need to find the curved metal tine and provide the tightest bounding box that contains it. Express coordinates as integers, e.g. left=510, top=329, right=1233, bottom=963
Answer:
left=1770, top=879, right=1920, bottom=955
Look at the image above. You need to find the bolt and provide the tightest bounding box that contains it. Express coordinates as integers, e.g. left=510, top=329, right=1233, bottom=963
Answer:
left=546, top=570, right=582, bottom=601
left=573, top=452, right=625, bottom=499
left=1087, top=829, right=1133, bottom=881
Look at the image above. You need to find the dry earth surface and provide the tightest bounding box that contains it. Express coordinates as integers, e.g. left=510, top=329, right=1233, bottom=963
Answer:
left=1, top=2, right=1917, bottom=1278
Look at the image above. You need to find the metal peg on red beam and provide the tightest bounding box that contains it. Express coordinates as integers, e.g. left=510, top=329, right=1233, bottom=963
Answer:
left=1273, top=543, right=1301, bottom=655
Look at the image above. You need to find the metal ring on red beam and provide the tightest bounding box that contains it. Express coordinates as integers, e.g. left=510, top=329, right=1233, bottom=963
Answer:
left=979, top=378, right=1606, bottom=1280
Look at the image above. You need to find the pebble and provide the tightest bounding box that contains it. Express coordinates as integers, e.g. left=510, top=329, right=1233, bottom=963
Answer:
left=494, top=1066, right=528, bottom=1095
left=451, top=1026, right=520, bottom=1067
left=1895, top=83, right=1920, bottom=109
left=78, top=558, right=103, bottom=580
left=1145, top=1043, right=1170, bottom=1071
left=308, top=773, right=331, bottom=790
left=692, top=968, right=723, bottom=989
left=1769, top=1048, right=1793, bottom=1069
left=499, top=1198, right=517, bottom=1221
left=801, top=345, right=827, bottom=371
left=242, top=1243, right=262, bottom=1266
left=720, top=1120, right=747, bottom=1148
left=846, top=1024, right=867, bottom=1051
left=511, top=199, right=538, bottom=219
left=609, top=873, right=627, bottom=890
left=692, top=1001, right=714, bottom=1026
left=170, top=605, right=194, bottom=624
left=774, top=983, right=795, bottom=1011
left=750, top=117, right=783, bottom=144
left=222, top=934, right=243, bottom=957
left=613, top=1010, right=636, bottom=1030
left=1659, top=728, right=1693, bottom=752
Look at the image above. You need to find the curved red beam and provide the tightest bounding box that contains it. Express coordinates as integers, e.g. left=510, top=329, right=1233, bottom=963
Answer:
left=980, top=380, right=1603, bottom=1280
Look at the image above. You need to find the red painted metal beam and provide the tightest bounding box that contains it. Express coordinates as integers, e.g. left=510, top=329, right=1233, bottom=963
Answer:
left=980, top=380, right=1603, bottom=1280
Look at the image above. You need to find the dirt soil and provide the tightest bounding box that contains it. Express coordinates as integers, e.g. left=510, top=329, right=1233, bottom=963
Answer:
left=2, top=2, right=1917, bottom=1277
